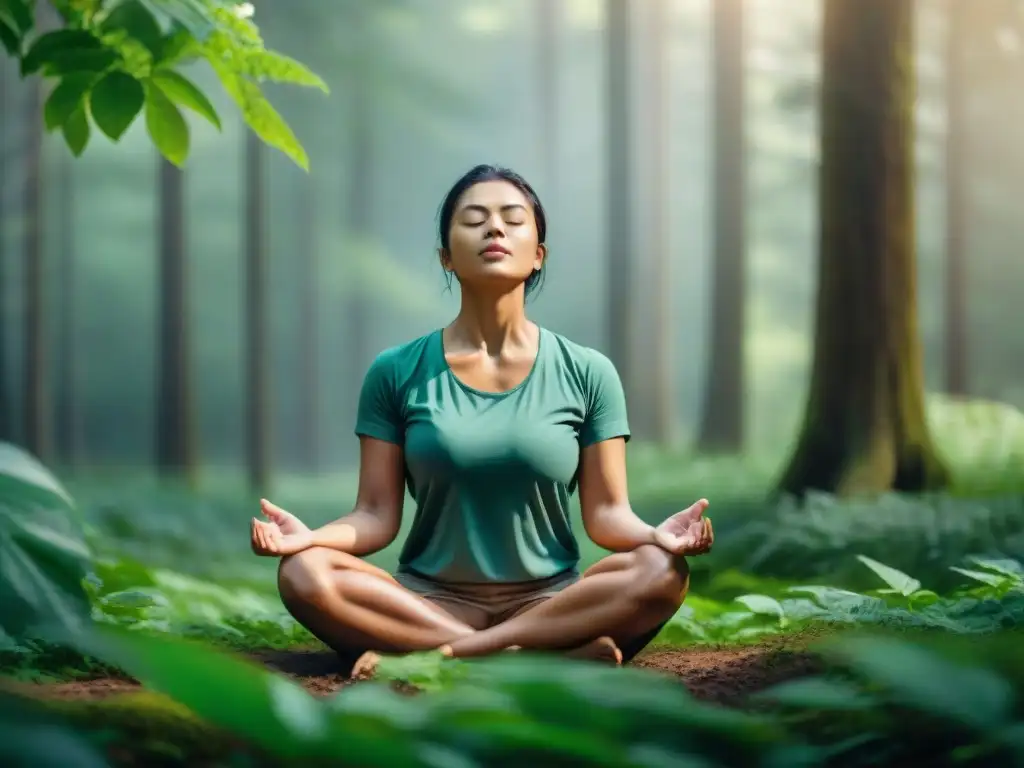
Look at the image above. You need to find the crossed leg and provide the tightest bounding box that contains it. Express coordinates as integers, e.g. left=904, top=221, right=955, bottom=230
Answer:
left=277, top=544, right=689, bottom=674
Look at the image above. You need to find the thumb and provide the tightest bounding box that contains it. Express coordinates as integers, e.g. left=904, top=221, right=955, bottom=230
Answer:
left=261, top=498, right=291, bottom=520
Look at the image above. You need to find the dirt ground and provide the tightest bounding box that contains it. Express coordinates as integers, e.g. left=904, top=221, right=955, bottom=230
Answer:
left=12, top=643, right=823, bottom=707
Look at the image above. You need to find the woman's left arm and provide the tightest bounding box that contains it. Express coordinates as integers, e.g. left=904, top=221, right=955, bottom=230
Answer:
left=578, top=437, right=660, bottom=552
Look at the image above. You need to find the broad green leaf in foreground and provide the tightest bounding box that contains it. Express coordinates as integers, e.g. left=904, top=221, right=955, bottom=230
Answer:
left=822, top=635, right=1014, bottom=732
left=90, top=70, right=145, bottom=140
left=68, top=624, right=429, bottom=766
left=0, top=442, right=91, bottom=643
left=0, top=690, right=108, bottom=768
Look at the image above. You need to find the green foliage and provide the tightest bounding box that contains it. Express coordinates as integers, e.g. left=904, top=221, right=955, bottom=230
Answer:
left=1, top=0, right=327, bottom=168
left=0, top=443, right=92, bottom=645
left=662, top=555, right=1024, bottom=646
left=0, top=689, right=108, bottom=767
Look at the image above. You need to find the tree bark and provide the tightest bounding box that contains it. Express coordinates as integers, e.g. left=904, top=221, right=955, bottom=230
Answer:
left=296, top=173, right=319, bottom=473
left=536, top=0, right=559, bottom=195
left=605, top=0, right=632, bottom=404
left=697, top=0, right=746, bottom=453
left=777, top=0, right=950, bottom=496
left=245, top=131, right=270, bottom=493
left=943, top=0, right=967, bottom=396
left=0, top=66, right=11, bottom=444
left=55, top=149, right=80, bottom=468
left=155, top=158, right=196, bottom=482
left=22, top=78, right=50, bottom=462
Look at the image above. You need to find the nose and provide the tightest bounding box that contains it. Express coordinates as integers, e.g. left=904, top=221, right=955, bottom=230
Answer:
left=484, top=214, right=505, bottom=238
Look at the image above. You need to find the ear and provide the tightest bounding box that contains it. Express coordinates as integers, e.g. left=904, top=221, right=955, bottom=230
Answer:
left=438, top=246, right=452, bottom=272
left=533, top=242, right=547, bottom=272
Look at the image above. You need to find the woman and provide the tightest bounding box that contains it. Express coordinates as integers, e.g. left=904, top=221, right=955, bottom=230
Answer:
left=250, top=164, right=713, bottom=677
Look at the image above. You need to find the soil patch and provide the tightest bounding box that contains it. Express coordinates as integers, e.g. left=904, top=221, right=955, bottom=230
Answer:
left=8, top=642, right=820, bottom=705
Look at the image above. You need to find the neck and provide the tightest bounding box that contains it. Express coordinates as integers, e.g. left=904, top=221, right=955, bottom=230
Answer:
left=450, top=286, right=532, bottom=352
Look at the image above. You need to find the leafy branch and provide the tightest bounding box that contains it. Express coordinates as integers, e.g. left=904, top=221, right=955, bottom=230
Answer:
left=0, top=0, right=328, bottom=169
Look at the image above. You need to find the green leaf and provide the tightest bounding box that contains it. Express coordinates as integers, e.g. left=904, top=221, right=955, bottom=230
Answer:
left=242, top=50, right=329, bottom=92
left=0, top=0, right=33, bottom=35
left=153, top=27, right=198, bottom=66
left=43, top=74, right=98, bottom=132
left=0, top=442, right=91, bottom=643
left=67, top=624, right=426, bottom=764
left=856, top=555, right=922, bottom=596
left=0, top=690, right=108, bottom=767
left=734, top=594, right=787, bottom=623
left=90, top=71, right=144, bottom=140
left=751, top=677, right=876, bottom=711
left=100, top=0, right=163, bottom=54
left=0, top=18, right=19, bottom=55
left=150, top=69, right=220, bottom=129
left=139, top=0, right=217, bottom=41
left=823, top=636, right=1014, bottom=732
left=212, top=64, right=308, bottom=170
left=144, top=79, right=189, bottom=166
left=42, top=48, right=120, bottom=77
left=20, top=29, right=102, bottom=75
left=950, top=567, right=1008, bottom=589
left=62, top=105, right=91, bottom=156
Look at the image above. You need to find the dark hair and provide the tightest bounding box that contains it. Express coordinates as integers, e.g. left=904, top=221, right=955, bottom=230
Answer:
left=437, top=164, right=548, bottom=298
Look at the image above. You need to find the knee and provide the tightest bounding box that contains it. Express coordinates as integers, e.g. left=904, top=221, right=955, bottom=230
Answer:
left=278, top=547, right=339, bottom=610
left=625, top=544, right=690, bottom=614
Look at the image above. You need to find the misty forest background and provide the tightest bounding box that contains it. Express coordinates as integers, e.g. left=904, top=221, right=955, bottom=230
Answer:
left=1, top=0, right=1023, bottom=581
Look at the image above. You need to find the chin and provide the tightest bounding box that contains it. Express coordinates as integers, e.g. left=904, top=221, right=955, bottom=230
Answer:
left=461, top=269, right=531, bottom=293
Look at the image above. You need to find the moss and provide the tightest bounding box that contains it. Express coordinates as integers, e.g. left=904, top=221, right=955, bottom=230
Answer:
left=43, top=691, right=284, bottom=767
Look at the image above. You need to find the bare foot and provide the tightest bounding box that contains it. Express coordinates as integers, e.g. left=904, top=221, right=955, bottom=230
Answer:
left=350, top=650, right=382, bottom=680
left=567, top=636, right=623, bottom=666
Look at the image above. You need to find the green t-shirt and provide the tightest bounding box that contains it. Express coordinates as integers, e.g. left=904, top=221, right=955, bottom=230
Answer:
left=354, top=327, right=631, bottom=584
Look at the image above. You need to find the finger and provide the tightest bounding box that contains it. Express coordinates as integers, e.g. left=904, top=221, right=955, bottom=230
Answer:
left=704, top=517, right=714, bottom=546
left=261, top=498, right=290, bottom=521
left=257, top=521, right=273, bottom=553
left=250, top=519, right=261, bottom=553
left=677, top=498, right=709, bottom=523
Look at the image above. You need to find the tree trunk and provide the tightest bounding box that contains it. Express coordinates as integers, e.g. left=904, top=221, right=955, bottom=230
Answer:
left=296, top=173, right=319, bottom=473
left=777, top=0, right=950, bottom=496
left=155, top=158, right=196, bottom=482
left=647, top=0, right=673, bottom=443
left=55, top=149, right=80, bottom=468
left=536, top=0, right=559, bottom=194
left=0, top=66, right=11, bottom=444
left=348, top=70, right=371, bottom=383
left=244, top=131, right=270, bottom=492
left=605, top=0, right=632, bottom=403
left=697, top=0, right=746, bottom=453
left=22, top=79, right=50, bottom=462
left=943, top=0, right=967, bottom=396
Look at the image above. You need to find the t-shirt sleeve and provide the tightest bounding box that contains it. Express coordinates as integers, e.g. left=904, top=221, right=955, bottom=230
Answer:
left=579, top=350, right=631, bottom=447
left=354, top=350, right=405, bottom=445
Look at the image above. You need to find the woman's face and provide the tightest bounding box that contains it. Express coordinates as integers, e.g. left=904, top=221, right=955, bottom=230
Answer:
left=441, top=180, right=545, bottom=294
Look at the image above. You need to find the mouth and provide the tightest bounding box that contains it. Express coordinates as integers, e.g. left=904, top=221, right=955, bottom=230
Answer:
left=480, top=244, right=511, bottom=257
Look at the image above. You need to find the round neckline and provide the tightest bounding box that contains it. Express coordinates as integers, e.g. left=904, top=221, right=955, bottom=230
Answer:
left=437, top=326, right=544, bottom=399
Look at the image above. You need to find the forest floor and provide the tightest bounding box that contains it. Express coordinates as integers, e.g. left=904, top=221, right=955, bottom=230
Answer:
left=6, top=641, right=823, bottom=708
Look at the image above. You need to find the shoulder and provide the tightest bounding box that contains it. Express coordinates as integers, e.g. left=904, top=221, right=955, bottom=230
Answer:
left=366, top=330, right=438, bottom=379
left=542, top=329, right=620, bottom=384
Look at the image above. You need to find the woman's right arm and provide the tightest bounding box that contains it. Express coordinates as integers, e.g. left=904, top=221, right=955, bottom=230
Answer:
left=306, top=436, right=405, bottom=557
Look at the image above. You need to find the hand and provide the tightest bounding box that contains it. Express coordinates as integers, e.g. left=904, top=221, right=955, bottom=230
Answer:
left=250, top=498, right=313, bottom=557
left=652, top=498, right=714, bottom=557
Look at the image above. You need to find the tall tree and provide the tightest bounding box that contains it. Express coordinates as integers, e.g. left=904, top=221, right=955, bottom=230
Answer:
left=0, top=64, right=11, bottom=444
left=54, top=147, right=79, bottom=467
left=536, top=0, right=560, bottom=194
left=943, top=0, right=967, bottom=396
left=244, top=130, right=270, bottom=492
left=697, top=0, right=746, bottom=453
left=778, top=0, right=949, bottom=495
left=154, top=158, right=196, bottom=483
left=295, top=172, right=319, bottom=473
left=605, top=0, right=633, bottom=406
left=22, top=77, right=48, bottom=461
left=646, top=0, right=673, bottom=443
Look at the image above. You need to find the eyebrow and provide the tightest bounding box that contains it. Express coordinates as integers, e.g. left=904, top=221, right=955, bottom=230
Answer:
left=459, top=203, right=528, bottom=215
